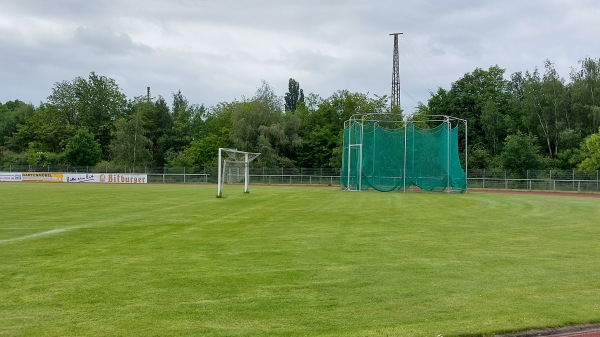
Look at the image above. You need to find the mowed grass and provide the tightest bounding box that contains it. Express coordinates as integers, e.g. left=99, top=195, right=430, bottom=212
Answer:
left=1, top=184, right=600, bottom=336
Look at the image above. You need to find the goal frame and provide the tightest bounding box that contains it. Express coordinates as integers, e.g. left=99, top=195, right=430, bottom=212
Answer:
left=217, top=148, right=261, bottom=198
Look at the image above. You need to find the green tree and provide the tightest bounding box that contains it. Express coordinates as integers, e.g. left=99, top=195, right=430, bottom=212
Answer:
left=25, top=141, right=63, bottom=166
left=149, top=97, right=174, bottom=166
left=520, top=61, right=569, bottom=158
left=203, top=102, right=234, bottom=143
left=47, top=72, right=127, bottom=159
left=128, top=96, right=174, bottom=166
left=8, top=103, right=77, bottom=153
left=0, top=100, right=34, bottom=147
left=280, top=111, right=302, bottom=161
left=229, top=82, right=283, bottom=157
left=170, top=134, right=227, bottom=167
left=541, top=60, right=569, bottom=156
left=576, top=127, right=600, bottom=171
left=427, top=66, right=513, bottom=168
left=480, top=99, right=506, bottom=156
left=295, top=126, right=337, bottom=168
left=284, top=78, right=304, bottom=112
left=171, top=91, right=205, bottom=155
left=169, top=101, right=235, bottom=168
left=500, top=132, right=543, bottom=177
left=64, top=128, right=102, bottom=166
left=569, top=57, right=600, bottom=135
left=295, top=90, right=387, bottom=168
left=555, top=128, right=583, bottom=169
left=110, top=111, right=152, bottom=168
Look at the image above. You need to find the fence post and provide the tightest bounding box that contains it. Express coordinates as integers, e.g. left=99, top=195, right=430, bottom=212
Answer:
left=483, top=169, right=485, bottom=189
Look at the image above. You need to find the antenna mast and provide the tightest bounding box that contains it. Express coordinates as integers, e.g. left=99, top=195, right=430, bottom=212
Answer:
left=390, top=33, right=403, bottom=112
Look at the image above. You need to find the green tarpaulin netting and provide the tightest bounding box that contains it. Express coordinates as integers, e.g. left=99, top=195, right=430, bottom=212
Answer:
left=341, top=118, right=466, bottom=192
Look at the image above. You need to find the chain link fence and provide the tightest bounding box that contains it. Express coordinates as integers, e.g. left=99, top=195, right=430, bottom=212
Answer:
left=468, top=169, right=600, bottom=193
left=2, top=164, right=599, bottom=192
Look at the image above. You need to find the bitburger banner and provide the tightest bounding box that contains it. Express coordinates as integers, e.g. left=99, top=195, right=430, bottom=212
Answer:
left=98, top=173, right=147, bottom=184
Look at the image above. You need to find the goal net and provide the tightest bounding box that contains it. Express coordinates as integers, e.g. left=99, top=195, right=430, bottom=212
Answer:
left=217, top=148, right=261, bottom=198
left=341, top=114, right=467, bottom=192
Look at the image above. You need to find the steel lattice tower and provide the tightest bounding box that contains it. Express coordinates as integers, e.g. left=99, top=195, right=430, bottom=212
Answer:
left=390, top=33, right=403, bottom=111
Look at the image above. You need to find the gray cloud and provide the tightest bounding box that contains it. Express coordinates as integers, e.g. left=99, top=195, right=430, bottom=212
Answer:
left=73, top=26, right=153, bottom=55
left=1, top=0, right=600, bottom=112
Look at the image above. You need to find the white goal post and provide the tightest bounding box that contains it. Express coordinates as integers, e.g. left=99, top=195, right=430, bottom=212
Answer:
left=217, top=148, right=261, bottom=198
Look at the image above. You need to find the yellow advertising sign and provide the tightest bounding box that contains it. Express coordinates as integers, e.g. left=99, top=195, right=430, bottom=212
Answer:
left=21, top=172, right=64, bottom=183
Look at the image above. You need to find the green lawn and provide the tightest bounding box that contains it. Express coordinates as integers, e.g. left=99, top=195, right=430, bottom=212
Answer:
left=1, top=183, right=599, bottom=336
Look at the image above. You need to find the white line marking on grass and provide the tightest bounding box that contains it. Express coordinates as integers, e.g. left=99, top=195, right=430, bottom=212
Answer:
left=0, top=228, right=72, bottom=244
left=0, top=198, right=205, bottom=246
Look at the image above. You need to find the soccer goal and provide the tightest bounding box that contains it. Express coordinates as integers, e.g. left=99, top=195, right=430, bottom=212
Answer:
left=217, top=148, right=261, bottom=198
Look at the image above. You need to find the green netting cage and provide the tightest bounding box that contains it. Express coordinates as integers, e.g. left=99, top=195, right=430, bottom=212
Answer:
left=341, top=114, right=467, bottom=192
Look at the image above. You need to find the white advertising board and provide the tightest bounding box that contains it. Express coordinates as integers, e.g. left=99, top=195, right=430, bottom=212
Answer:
left=0, top=172, right=22, bottom=182
left=63, top=173, right=100, bottom=183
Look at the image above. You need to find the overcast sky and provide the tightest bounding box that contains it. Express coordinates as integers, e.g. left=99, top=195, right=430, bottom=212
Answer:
left=1, top=0, right=599, bottom=113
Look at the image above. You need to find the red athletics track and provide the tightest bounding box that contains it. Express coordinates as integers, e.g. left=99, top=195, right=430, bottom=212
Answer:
left=551, top=331, right=600, bottom=337
left=497, top=324, right=600, bottom=337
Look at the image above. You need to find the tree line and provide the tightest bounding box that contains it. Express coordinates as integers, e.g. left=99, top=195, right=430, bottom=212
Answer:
left=1, top=57, right=600, bottom=175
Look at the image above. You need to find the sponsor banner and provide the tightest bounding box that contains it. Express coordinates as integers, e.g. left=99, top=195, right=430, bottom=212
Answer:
left=63, top=173, right=100, bottom=183
left=98, top=173, right=147, bottom=184
left=2, top=172, right=147, bottom=184
left=0, top=172, right=23, bottom=182
left=21, top=172, right=63, bottom=183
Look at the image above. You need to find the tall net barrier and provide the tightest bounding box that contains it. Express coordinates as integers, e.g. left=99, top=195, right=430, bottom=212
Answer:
left=341, top=114, right=467, bottom=192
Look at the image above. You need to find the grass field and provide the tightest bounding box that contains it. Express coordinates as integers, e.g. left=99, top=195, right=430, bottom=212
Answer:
left=1, top=183, right=600, bottom=336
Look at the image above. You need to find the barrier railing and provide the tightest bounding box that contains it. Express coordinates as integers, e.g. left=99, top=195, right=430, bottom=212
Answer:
left=1, top=165, right=599, bottom=192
